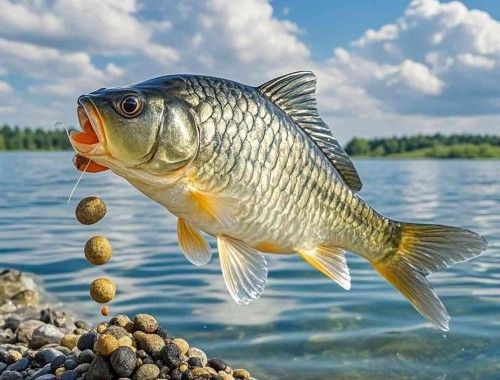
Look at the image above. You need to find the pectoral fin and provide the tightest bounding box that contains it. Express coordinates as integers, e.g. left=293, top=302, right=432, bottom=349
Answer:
left=177, top=218, right=212, bottom=266
left=187, top=188, right=236, bottom=225
left=217, top=235, right=268, bottom=305
left=298, top=246, right=351, bottom=290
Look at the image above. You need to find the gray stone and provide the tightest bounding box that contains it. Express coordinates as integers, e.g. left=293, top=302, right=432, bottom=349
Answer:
left=35, top=375, right=56, bottom=380
left=0, top=363, right=6, bottom=374
left=6, top=357, right=30, bottom=371
left=61, top=370, right=79, bottom=380
left=76, top=349, right=94, bottom=364
left=0, top=371, right=23, bottom=380
left=64, top=358, right=77, bottom=370
left=15, top=320, right=45, bottom=344
left=49, top=355, right=66, bottom=371
left=86, top=355, right=113, bottom=380
left=30, top=324, right=64, bottom=349
left=110, top=346, right=136, bottom=377
left=76, top=333, right=98, bottom=351
left=187, top=347, right=207, bottom=367
left=30, top=364, right=51, bottom=380
left=36, top=348, right=63, bottom=365
left=74, top=363, right=90, bottom=373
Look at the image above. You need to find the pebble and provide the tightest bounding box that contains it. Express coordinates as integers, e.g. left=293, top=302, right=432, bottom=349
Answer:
left=161, top=343, right=181, bottom=369
left=172, top=338, right=189, bottom=355
left=109, top=315, right=135, bottom=332
left=134, top=314, right=158, bottom=333
left=233, top=369, right=251, bottom=379
left=60, top=334, right=80, bottom=350
left=6, top=357, right=29, bottom=371
left=84, top=236, right=112, bottom=265
left=49, top=354, right=66, bottom=371
left=75, top=197, right=106, bottom=225
left=63, top=358, right=77, bottom=370
left=76, top=349, right=94, bottom=364
left=30, top=325, right=64, bottom=349
left=118, top=336, right=133, bottom=347
left=15, top=320, right=45, bottom=343
left=94, top=334, right=118, bottom=356
left=60, top=371, right=78, bottom=380
left=89, top=278, right=116, bottom=304
left=110, top=346, right=136, bottom=377
left=208, top=358, right=228, bottom=372
left=0, top=371, right=23, bottom=380
left=5, top=351, right=21, bottom=364
left=187, top=347, right=207, bottom=367
left=134, top=363, right=160, bottom=380
left=137, top=333, right=165, bottom=354
left=76, top=332, right=98, bottom=351
left=103, top=325, right=128, bottom=339
left=86, top=355, right=113, bottom=380
left=74, top=362, right=90, bottom=373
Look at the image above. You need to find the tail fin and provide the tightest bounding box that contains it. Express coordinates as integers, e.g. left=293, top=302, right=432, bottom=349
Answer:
left=373, top=223, right=487, bottom=331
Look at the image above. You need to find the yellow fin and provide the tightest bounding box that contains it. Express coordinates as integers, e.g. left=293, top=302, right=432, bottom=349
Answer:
left=298, top=246, right=351, bottom=290
left=187, top=188, right=235, bottom=225
left=217, top=235, right=268, bottom=305
left=177, top=218, right=212, bottom=266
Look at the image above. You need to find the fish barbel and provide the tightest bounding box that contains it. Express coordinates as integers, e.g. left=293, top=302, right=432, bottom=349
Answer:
left=70, top=72, right=487, bottom=330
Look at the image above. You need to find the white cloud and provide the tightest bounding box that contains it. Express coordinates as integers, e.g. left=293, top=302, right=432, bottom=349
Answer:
left=320, top=0, right=500, bottom=116
left=0, top=81, right=13, bottom=93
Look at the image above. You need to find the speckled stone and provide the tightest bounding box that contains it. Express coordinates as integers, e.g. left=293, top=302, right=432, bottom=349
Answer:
left=133, top=363, right=160, bottom=380
left=233, top=369, right=251, bottom=379
left=161, top=343, right=181, bottom=369
left=94, top=334, right=119, bottom=357
left=134, top=314, right=158, bottom=333
left=137, top=333, right=165, bottom=355
left=110, top=346, right=136, bottom=377
left=171, top=338, right=189, bottom=355
left=86, top=355, right=114, bottom=380
left=60, top=334, right=80, bottom=350
left=187, top=347, right=207, bottom=367
left=75, top=197, right=106, bottom=225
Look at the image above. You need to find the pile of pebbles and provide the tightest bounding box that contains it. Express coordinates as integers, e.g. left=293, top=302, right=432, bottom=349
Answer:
left=0, top=271, right=255, bottom=380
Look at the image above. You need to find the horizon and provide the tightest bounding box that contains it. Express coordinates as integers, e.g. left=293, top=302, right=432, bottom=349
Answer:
left=2, top=0, right=500, bottom=142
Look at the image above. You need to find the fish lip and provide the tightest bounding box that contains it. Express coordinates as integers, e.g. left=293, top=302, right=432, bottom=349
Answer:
left=70, top=97, right=107, bottom=157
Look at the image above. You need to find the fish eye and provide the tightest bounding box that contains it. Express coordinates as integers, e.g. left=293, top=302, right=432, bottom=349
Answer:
left=119, top=95, right=143, bottom=117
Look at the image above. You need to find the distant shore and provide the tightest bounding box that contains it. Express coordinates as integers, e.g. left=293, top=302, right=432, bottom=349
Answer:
left=1, top=125, right=499, bottom=159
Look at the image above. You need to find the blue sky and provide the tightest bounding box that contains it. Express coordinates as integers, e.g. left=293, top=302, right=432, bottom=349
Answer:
left=1, top=0, right=500, bottom=142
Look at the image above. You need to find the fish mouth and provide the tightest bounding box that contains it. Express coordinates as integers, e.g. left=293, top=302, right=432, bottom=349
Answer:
left=70, top=98, right=107, bottom=157
left=70, top=97, right=110, bottom=173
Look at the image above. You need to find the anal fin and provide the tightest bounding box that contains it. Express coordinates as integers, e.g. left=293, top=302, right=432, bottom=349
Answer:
left=298, top=246, right=351, bottom=290
left=177, top=218, right=212, bottom=266
left=217, top=235, right=268, bottom=305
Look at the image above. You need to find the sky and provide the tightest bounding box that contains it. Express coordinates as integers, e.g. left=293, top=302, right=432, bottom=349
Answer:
left=1, top=0, right=500, bottom=142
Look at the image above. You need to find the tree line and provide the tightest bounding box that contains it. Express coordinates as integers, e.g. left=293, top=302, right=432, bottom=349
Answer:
left=345, top=133, right=500, bottom=158
left=0, top=125, right=73, bottom=150
left=1, top=124, right=499, bottom=158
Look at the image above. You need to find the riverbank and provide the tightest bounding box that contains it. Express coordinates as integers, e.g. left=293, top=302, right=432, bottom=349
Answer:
left=0, top=269, right=256, bottom=380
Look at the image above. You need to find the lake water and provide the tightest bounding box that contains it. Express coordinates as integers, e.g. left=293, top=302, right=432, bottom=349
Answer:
left=0, top=152, right=499, bottom=379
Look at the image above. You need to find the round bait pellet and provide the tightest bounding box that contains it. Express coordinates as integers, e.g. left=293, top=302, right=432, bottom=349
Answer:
left=75, top=197, right=106, bottom=225
left=84, top=236, right=112, bottom=265
left=101, top=305, right=109, bottom=316
left=90, top=278, right=116, bottom=304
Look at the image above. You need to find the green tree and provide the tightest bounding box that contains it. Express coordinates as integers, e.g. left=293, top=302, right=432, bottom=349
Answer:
left=345, top=137, right=370, bottom=155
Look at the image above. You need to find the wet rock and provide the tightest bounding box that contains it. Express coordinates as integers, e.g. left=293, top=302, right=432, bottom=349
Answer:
left=134, top=363, right=160, bottom=380
left=94, top=334, right=119, bottom=357
left=86, top=355, right=113, bottom=380
left=64, top=358, right=77, bottom=370
left=76, top=332, right=98, bottom=351
left=30, top=324, right=64, bottom=349
left=161, top=343, right=181, bottom=369
left=0, top=371, right=23, bottom=380
left=187, top=347, right=207, bottom=367
left=49, top=354, right=66, bottom=371
left=102, top=325, right=128, bottom=339
left=208, top=359, right=228, bottom=372
left=76, top=349, right=94, bottom=364
left=171, top=338, right=189, bottom=355
left=15, top=320, right=45, bottom=343
left=134, top=314, right=158, bottom=333
left=137, top=333, right=165, bottom=355
left=110, top=346, right=137, bottom=377
left=36, top=348, right=63, bottom=365
left=6, top=356, right=30, bottom=371
left=60, top=370, right=79, bottom=380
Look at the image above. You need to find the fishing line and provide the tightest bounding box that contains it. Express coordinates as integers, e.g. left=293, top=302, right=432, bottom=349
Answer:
left=67, top=158, right=91, bottom=204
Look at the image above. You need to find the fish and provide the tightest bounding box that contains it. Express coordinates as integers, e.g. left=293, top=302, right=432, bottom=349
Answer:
left=70, top=71, right=488, bottom=330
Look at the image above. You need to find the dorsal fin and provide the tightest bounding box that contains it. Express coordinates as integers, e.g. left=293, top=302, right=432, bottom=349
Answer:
left=258, top=71, right=363, bottom=192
